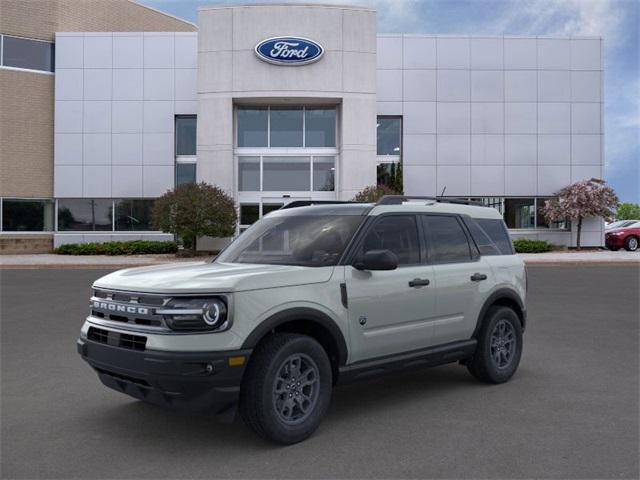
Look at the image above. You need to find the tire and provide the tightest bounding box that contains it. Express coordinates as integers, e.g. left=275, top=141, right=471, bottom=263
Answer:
left=467, top=306, right=523, bottom=384
left=239, top=333, right=332, bottom=444
left=624, top=236, right=639, bottom=252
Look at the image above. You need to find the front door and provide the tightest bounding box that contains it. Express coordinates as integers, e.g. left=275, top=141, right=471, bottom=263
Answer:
left=345, top=214, right=437, bottom=363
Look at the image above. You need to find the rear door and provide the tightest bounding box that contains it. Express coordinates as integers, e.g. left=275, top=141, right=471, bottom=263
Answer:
left=422, top=214, right=493, bottom=345
left=345, top=214, right=436, bottom=363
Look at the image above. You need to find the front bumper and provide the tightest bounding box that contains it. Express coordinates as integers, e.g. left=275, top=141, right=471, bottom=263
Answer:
left=77, top=337, right=251, bottom=415
left=605, top=235, right=624, bottom=248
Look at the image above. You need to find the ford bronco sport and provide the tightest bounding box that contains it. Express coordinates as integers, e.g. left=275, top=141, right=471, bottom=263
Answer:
left=77, top=196, right=526, bottom=444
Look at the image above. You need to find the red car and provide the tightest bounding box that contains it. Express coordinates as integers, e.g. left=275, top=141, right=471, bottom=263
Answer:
left=605, top=222, right=640, bottom=251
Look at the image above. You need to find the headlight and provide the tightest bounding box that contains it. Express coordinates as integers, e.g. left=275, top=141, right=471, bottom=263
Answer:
left=158, top=297, right=230, bottom=332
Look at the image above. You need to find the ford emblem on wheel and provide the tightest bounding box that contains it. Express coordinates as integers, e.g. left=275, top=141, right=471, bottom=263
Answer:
left=255, top=37, right=324, bottom=65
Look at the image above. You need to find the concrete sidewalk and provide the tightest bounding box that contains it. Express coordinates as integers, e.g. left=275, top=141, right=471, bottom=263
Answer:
left=1, top=250, right=639, bottom=268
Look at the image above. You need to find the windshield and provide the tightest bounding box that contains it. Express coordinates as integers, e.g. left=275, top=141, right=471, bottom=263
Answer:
left=607, top=220, right=636, bottom=229
left=216, top=214, right=365, bottom=267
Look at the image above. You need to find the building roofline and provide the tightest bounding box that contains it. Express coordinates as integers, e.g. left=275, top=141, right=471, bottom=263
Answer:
left=198, top=2, right=375, bottom=12
left=129, top=0, right=198, bottom=29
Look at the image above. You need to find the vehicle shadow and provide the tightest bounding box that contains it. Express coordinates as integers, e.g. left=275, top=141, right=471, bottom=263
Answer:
left=80, top=363, right=494, bottom=450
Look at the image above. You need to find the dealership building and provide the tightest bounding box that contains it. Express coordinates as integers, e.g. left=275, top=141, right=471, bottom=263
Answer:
left=0, top=1, right=605, bottom=252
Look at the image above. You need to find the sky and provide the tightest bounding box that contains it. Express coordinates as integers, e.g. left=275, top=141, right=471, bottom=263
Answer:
left=141, top=0, right=639, bottom=203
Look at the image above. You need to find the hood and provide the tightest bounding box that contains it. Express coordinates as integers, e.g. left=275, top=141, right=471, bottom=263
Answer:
left=92, top=261, right=335, bottom=294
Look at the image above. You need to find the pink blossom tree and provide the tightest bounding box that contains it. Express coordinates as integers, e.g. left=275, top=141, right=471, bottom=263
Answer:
left=543, top=178, right=619, bottom=250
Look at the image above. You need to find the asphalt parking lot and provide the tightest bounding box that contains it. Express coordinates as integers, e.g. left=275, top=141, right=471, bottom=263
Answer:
left=1, top=266, right=638, bottom=479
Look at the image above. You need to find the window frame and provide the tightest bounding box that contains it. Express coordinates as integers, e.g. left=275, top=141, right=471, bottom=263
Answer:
left=0, top=34, right=55, bottom=75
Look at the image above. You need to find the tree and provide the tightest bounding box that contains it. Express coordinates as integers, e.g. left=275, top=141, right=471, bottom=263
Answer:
left=543, top=178, right=619, bottom=250
left=352, top=184, right=401, bottom=203
left=152, top=182, right=237, bottom=254
left=616, top=202, right=640, bottom=220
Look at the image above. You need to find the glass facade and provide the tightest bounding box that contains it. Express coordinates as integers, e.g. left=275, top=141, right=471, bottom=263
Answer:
left=57, top=199, right=112, bottom=231
left=263, top=157, right=310, bottom=191
left=1, top=199, right=54, bottom=231
left=238, top=156, right=335, bottom=192
left=1, top=35, right=54, bottom=72
left=376, top=117, right=402, bottom=190
left=237, top=106, right=336, bottom=148
left=504, top=198, right=536, bottom=229
left=176, top=163, right=196, bottom=186
left=114, top=199, right=155, bottom=231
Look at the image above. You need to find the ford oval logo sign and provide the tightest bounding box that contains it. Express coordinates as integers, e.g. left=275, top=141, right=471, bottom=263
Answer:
left=255, top=37, right=324, bottom=66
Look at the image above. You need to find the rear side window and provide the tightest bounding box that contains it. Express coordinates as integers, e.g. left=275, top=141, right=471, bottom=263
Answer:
left=359, top=215, right=420, bottom=265
left=476, top=218, right=514, bottom=255
left=464, top=218, right=502, bottom=256
left=423, top=215, right=472, bottom=264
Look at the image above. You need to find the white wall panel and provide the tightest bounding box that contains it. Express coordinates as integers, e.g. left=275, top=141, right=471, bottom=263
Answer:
left=112, top=69, right=143, bottom=100
left=55, top=134, right=83, bottom=165
left=112, top=166, right=143, bottom=197
left=471, top=103, right=503, bottom=134
left=403, top=165, right=436, bottom=195
left=55, top=165, right=83, bottom=197
left=504, top=38, right=536, bottom=69
left=571, top=135, right=601, bottom=165
left=376, top=70, right=403, bottom=102
left=437, top=103, right=470, bottom=134
left=571, top=39, right=601, bottom=70
left=403, top=70, right=436, bottom=101
left=83, top=36, right=112, bottom=69
left=538, top=70, right=570, bottom=101
left=537, top=39, right=570, bottom=69
left=505, top=71, right=536, bottom=102
left=505, top=135, right=537, bottom=165
left=571, top=71, right=601, bottom=102
left=403, top=102, right=436, bottom=134
left=471, top=165, right=504, bottom=195
left=144, top=69, right=174, bottom=100
left=83, top=101, right=111, bottom=133
left=143, top=133, right=174, bottom=165
left=143, top=101, right=174, bottom=133
left=55, top=101, right=83, bottom=133
left=470, top=38, right=503, bottom=69
left=571, top=103, right=601, bottom=134
left=538, top=135, right=570, bottom=165
left=112, top=101, right=143, bottom=133
left=83, top=69, right=111, bottom=101
left=538, top=102, right=570, bottom=134
left=437, top=165, right=470, bottom=196
left=505, top=103, right=536, bottom=134
left=144, top=35, right=175, bottom=68
left=402, top=36, right=436, bottom=69
left=55, top=35, right=84, bottom=69
left=83, top=165, right=111, bottom=197
left=403, top=134, right=436, bottom=165
left=437, top=70, right=470, bottom=101
left=83, top=133, right=111, bottom=165
left=143, top=166, right=174, bottom=197
left=436, top=38, right=470, bottom=69
left=471, top=70, right=503, bottom=101
left=113, top=35, right=143, bottom=68
left=377, top=36, right=403, bottom=69
left=538, top=165, right=570, bottom=195
left=56, top=69, right=83, bottom=100
left=112, top=134, right=143, bottom=165
left=471, top=135, right=504, bottom=165
left=505, top=165, right=536, bottom=195
left=437, top=135, right=470, bottom=164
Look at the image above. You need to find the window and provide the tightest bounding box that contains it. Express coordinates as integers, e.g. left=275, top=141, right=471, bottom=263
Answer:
left=114, top=199, right=155, bottom=231
left=1, top=199, right=54, bottom=231
left=476, top=218, right=514, bottom=255
left=464, top=217, right=502, bottom=256
left=360, top=215, right=420, bottom=265
left=270, top=107, right=303, bottom=147
left=262, top=203, right=283, bottom=216
left=175, top=116, right=196, bottom=156
left=263, top=157, right=311, bottom=191
left=1, top=35, right=54, bottom=72
left=218, top=214, right=364, bottom=267
left=57, top=199, right=112, bottom=231
left=377, top=161, right=402, bottom=191
left=240, top=204, right=259, bottom=226
left=236, top=106, right=337, bottom=148
left=470, top=197, right=503, bottom=214
left=176, top=163, right=196, bottom=186
left=424, top=215, right=472, bottom=264
left=377, top=117, right=401, bottom=156
left=313, top=157, right=335, bottom=191
left=237, top=107, right=269, bottom=147
left=504, top=198, right=535, bottom=229
left=536, top=198, right=569, bottom=229
left=238, top=156, right=260, bottom=191
left=305, top=108, right=336, bottom=147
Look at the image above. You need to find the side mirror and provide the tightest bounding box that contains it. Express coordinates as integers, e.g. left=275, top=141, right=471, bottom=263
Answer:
left=353, top=249, right=398, bottom=271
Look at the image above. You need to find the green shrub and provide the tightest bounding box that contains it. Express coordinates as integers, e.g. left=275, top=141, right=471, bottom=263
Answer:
left=54, top=240, right=178, bottom=255
left=512, top=239, right=554, bottom=254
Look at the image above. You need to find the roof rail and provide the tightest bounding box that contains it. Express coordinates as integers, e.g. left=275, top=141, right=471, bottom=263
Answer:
left=279, top=200, right=364, bottom=210
left=376, top=195, right=482, bottom=206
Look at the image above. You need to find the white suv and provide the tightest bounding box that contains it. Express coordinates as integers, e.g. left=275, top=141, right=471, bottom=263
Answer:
left=78, top=196, right=526, bottom=444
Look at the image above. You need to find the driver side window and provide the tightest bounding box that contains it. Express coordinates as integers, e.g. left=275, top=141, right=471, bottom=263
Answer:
left=359, top=215, right=420, bottom=265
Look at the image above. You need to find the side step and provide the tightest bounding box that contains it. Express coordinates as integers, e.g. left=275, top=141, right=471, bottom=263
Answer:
left=337, top=339, right=477, bottom=384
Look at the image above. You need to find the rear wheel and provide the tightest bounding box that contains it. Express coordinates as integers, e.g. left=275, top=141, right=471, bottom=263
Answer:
left=467, top=306, right=523, bottom=384
left=239, top=333, right=332, bottom=444
left=624, top=236, right=638, bottom=251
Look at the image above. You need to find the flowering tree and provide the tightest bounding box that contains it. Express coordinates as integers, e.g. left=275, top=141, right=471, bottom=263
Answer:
left=152, top=182, right=237, bottom=254
left=543, top=178, right=619, bottom=250
left=352, top=184, right=401, bottom=203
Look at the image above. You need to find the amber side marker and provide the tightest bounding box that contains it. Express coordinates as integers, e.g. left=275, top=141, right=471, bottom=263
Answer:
left=228, top=356, right=246, bottom=366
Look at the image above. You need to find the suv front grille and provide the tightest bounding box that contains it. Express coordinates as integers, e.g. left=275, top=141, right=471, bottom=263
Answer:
left=88, top=326, right=147, bottom=351
left=90, top=288, right=169, bottom=331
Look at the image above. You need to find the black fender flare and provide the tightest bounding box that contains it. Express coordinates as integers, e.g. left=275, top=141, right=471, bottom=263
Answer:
left=241, top=307, right=349, bottom=366
left=472, top=288, right=526, bottom=338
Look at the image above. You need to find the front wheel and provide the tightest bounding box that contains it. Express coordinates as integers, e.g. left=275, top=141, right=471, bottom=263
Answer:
left=624, top=236, right=638, bottom=251
left=467, top=306, right=523, bottom=384
left=239, top=333, right=332, bottom=444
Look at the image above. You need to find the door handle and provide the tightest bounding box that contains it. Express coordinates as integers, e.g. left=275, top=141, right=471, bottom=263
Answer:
left=470, top=273, right=488, bottom=282
left=409, top=278, right=430, bottom=288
